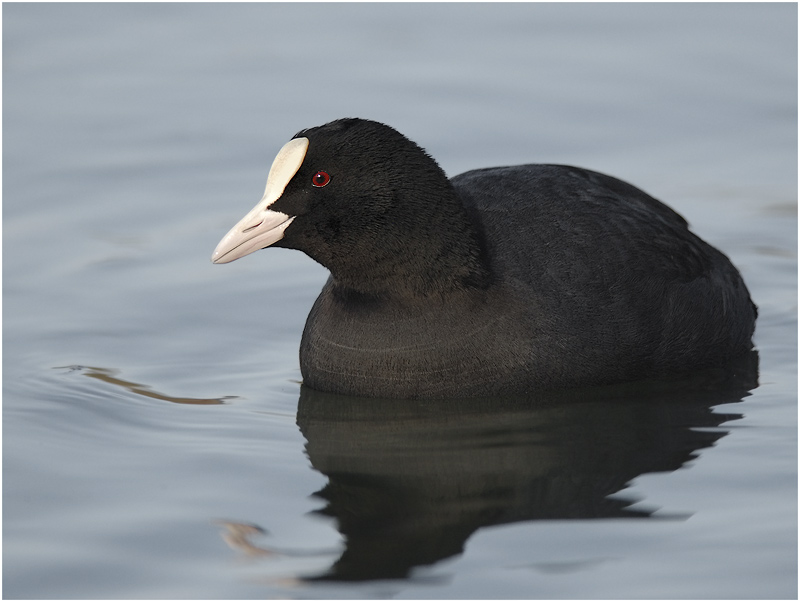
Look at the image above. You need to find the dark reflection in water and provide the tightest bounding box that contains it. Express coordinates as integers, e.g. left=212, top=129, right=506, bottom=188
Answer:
left=294, top=353, right=758, bottom=582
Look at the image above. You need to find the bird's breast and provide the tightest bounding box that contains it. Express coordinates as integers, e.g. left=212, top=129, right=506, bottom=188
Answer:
left=298, top=285, right=532, bottom=398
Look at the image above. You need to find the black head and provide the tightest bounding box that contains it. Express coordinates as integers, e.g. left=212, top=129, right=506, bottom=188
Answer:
left=212, top=118, right=490, bottom=298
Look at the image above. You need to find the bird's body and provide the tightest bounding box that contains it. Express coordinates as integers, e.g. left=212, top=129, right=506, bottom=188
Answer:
left=213, top=118, right=756, bottom=399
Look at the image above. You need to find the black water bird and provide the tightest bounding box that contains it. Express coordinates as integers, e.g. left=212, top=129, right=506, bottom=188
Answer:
left=212, top=118, right=756, bottom=399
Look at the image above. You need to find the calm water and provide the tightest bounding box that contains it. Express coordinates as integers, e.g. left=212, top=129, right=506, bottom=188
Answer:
left=3, top=3, right=797, bottom=599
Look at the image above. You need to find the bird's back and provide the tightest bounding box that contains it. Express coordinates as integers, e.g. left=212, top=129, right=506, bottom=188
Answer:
left=451, top=164, right=756, bottom=383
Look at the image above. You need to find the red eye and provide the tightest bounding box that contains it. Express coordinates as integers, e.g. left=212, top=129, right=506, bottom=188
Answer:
left=312, top=171, right=330, bottom=187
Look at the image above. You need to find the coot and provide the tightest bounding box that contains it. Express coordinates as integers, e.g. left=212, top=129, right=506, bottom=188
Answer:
left=212, top=118, right=756, bottom=399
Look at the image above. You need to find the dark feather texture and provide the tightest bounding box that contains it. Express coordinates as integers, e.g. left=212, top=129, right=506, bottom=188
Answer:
left=255, top=118, right=755, bottom=398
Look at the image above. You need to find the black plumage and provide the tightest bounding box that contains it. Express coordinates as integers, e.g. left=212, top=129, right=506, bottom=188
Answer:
left=213, top=118, right=756, bottom=399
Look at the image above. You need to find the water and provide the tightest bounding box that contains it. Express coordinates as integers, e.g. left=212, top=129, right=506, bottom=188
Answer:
left=3, top=3, right=796, bottom=598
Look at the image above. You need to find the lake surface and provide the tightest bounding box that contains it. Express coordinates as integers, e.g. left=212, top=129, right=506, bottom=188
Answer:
left=3, top=3, right=797, bottom=599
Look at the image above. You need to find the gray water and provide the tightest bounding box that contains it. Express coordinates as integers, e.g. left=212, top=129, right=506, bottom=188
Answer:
left=3, top=3, right=797, bottom=599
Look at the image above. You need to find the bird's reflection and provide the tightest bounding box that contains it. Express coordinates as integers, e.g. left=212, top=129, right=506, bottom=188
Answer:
left=214, top=521, right=275, bottom=558
left=293, top=352, right=758, bottom=582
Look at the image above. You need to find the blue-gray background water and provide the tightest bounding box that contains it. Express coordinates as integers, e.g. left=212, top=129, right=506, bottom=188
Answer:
left=4, top=3, right=797, bottom=599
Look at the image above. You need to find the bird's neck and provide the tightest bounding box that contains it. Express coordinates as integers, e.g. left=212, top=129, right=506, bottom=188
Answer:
left=326, top=199, right=492, bottom=302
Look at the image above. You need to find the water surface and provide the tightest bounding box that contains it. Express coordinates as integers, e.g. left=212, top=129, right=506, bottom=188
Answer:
left=4, top=3, right=797, bottom=599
